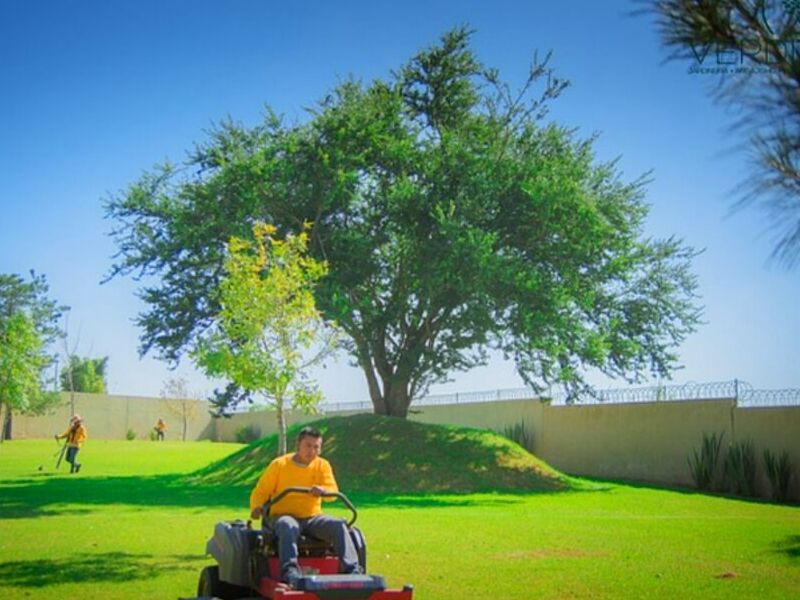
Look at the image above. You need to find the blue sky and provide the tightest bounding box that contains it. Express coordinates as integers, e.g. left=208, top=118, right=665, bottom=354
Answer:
left=1, top=0, right=797, bottom=402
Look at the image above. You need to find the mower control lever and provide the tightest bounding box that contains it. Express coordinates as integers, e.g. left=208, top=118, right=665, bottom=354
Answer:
left=261, top=486, right=358, bottom=527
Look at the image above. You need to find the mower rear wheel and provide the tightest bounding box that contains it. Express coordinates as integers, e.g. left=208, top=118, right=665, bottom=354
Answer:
left=198, top=565, right=251, bottom=600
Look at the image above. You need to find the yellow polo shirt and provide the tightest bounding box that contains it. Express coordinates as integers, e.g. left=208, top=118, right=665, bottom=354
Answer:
left=59, top=424, right=87, bottom=448
left=249, top=453, right=338, bottom=519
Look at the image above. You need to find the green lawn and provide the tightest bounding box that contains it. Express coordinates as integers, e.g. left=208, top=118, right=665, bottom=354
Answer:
left=0, top=439, right=798, bottom=599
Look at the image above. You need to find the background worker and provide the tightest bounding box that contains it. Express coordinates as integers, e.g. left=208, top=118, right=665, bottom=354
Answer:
left=55, top=414, right=87, bottom=473
left=250, top=426, right=362, bottom=588
left=155, top=418, right=167, bottom=441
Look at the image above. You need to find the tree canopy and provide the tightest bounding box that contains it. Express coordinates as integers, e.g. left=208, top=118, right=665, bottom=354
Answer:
left=60, top=355, right=108, bottom=394
left=0, top=272, right=64, bottom=345
left=0, top=314, right=47, bottom=415
left=106, top=28, right=701, bottom=417
left=648, top=0, right=800, bottom=267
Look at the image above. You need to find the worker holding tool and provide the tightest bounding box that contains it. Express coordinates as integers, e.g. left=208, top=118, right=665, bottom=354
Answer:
left=55, top=414, right=87, bottom=473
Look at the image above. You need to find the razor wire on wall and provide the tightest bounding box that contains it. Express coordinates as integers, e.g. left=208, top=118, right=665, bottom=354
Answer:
left=319, top=379, right=800, bottom=413
left=738, top=387, right=800, bottom=407
left=550, top=379, right=750, bottom=405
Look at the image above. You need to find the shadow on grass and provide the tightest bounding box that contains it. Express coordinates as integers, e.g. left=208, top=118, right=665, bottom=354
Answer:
left=0, top=501, right=93, bottom=519
left=0, top=474, right=249, bottom=519
left=0, top=551, right=204, bottom=587
left=574, top=475, right=799, bottom=507
left=345, top=483, right=612, bottom=510
left=774, top=535, right=800, bottom=560
left=346, top=491, right=527, bottom=509
left=0, top=472, right=612, bottom=520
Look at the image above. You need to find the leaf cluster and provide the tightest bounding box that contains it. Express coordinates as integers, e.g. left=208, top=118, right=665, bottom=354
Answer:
left=0, top=313, right=49, bottom=413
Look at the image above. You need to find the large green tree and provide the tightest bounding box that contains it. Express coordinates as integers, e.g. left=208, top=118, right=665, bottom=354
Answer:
left=647, top=0, right=800, bottom=267
left=106, top=28, right=701, bottom=417
left=0, top=272, right=65, bottom=440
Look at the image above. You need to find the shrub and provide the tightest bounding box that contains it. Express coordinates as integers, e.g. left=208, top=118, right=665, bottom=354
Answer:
left=502, top=420, right=534, bottom=453
left=235, top=424, right=261, bottom=444
left=763, top=449, right=793, bottom=503
left=125, top=428, right=136, bottom=441
left=148, top=429, right=158, bottom=441
left=688, top=432, right=724, bottom=491
left=724, top=439, right=758, bottom=497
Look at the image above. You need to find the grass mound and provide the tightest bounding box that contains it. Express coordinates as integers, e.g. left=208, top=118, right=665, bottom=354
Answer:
left=192, top=414, right=571, bottom=493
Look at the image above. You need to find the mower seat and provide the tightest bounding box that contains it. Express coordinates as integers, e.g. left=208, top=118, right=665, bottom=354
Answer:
left=261, top=528, right=335, bottom=557
left=297, top=533, right=335, bottom=557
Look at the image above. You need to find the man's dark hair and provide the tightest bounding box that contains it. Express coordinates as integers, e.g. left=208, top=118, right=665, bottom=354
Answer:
left=297, top=426, right=322, bottom=443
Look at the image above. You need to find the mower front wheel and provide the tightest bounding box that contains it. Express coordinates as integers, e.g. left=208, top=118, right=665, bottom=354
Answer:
left=198, top=565, right=251, bottom=600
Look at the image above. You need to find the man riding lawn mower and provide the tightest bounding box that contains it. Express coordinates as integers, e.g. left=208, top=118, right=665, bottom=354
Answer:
left=183, top=427, right=413, bottom=600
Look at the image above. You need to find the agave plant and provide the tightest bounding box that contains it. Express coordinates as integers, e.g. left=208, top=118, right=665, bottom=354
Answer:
left=764, top=449, right=793, bottom=503
left=724, top=439, right=757, bottom=497
left=502, top=420, right=534, bottom=453
left=688, top=432, right=724, bottom=491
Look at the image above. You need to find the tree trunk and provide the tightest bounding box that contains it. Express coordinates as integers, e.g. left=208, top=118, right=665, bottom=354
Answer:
left=3, top=409, right=10, bottom=441
left=181, top=403, right=188, bottom=442
left=367, top=379, right=390, bottom=415
left=0, top=402, right=6, bottom=444
left=66, top=358, right=76, bottom=416
left=358, top=361, right=414, bottom=417
left=357, top=349, right=389, bottom=415
left=276, top=397, right=287, bottom=456
left=353, top=330, right=416, bottom=417
left=381, top=377, right=412, bottom=418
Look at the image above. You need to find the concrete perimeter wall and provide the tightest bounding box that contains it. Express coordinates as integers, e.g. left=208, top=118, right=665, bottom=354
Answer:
left=11, top=393, right=800, bottom=500
left=12, top=392, right=213, bottom=441
left=408, top=397, right=800, bottom=501
left=210, top=409, right=360, bottom=443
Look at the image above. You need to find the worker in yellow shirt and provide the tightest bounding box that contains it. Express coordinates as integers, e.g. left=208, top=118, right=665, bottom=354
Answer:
left=250, top=426, right=362, bottom=588
left=155, top=418, right=167, bottom=441
left=55, top=414, right=87, bottom=473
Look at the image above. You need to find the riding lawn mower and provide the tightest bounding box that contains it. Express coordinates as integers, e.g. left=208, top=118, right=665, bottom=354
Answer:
left=181, top=487, right=414, bottom=600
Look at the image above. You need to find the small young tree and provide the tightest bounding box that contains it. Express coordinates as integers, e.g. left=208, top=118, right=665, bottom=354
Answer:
left=159, top=376, right=200, bottom=441
left=193, top=222, right=337, bottom=455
